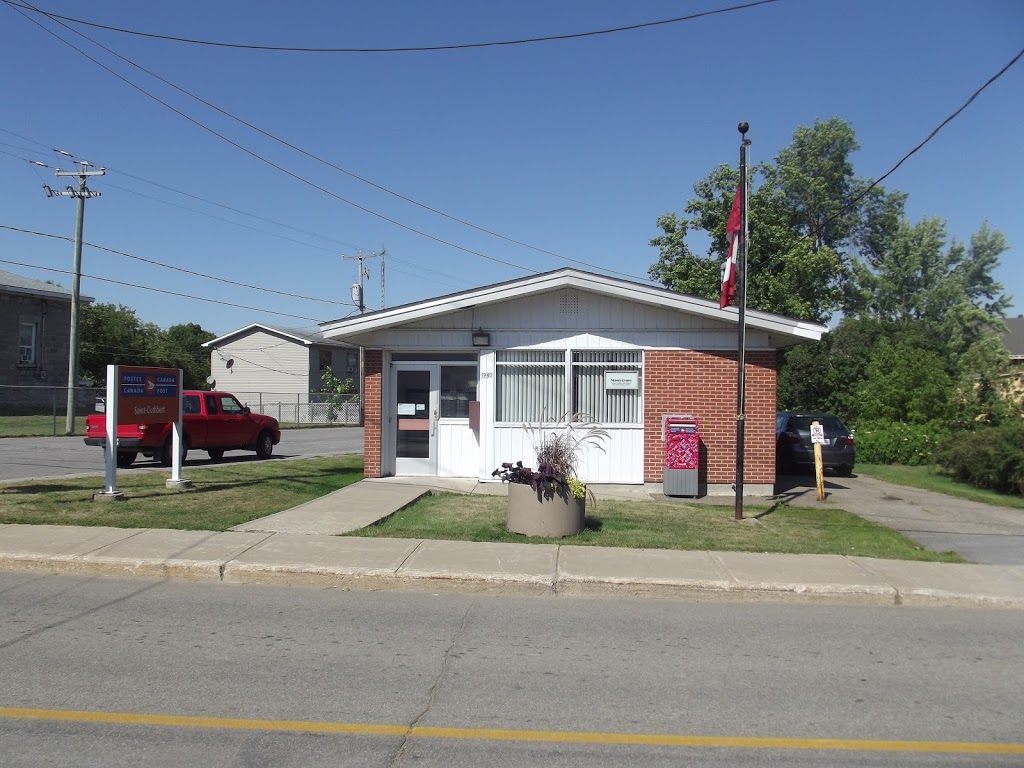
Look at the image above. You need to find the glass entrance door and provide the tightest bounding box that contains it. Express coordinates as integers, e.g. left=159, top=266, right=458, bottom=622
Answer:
left=393, top=366, right=438, bottom=475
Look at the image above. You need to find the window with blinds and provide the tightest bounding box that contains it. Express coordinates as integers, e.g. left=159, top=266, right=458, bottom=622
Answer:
left=572, top=351, right=642, bottom=424
left=495, top=350, right=566, bottom=422
left=495, top=349, right=642, bottom=424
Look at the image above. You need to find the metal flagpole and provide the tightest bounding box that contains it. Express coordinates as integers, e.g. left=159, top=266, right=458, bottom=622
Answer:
left=734, top=122, right=751, bottom=521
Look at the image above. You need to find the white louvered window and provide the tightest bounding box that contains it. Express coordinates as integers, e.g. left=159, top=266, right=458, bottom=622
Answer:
left=495, top=350, right=565, bottom=422
left=572, top=351, right=642, bottom=424
left=495, top=349, right=643, bottom=425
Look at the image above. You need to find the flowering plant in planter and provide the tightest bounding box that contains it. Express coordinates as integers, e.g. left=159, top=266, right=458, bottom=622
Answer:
left=492, top=413, right=608, bottom=537
left=491, top=461, right=576, bottom=499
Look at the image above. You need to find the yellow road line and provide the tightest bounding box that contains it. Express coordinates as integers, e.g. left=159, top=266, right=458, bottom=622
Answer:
left=1, top=706, right=1022, bottom=755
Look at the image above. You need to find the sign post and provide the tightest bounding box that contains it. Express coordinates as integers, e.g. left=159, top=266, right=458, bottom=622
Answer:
left=810, top=420, right=826, bottom=501
left=95, top=365, right=186, bottom=499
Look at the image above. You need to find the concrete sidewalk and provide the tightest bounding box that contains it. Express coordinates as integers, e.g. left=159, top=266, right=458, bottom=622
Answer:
left=3, top=477, right=1023, bottom=607
left=2, top=520, right=1023, bottom=607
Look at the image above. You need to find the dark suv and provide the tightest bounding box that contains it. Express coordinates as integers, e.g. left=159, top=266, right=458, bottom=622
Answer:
left=775, top=412, right=855, bottom=476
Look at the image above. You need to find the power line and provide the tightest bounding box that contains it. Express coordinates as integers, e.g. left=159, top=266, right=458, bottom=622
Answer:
left=0, top=257, right=327, bottom=323
left=4, top=0, right=656, bottom=283
left=1, top=140, right=478, bottom=291
left=0, top=224, right=354, bottom=307
left=3, top=3, right=538, bottom=275
left=11, top=0, right=780, bottom=54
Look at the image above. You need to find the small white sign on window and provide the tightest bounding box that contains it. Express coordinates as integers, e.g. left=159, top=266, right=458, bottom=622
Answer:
left=605, top=371, right=639, bottom=390
left=398, top=403, right=416, bottom=416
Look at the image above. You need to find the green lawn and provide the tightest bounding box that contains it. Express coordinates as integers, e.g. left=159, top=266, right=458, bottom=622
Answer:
left=345, top=492, right=964, bottom=562
left=0, top=415, right=86, bottom=437
left=856, top=464, right=1024, bottom=510
left=0, top=455, right=363, bottom=530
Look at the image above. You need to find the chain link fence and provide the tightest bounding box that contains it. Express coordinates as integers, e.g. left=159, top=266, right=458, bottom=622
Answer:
left=0, top=385, right=105, bottom=436
left=208, top=392, right=362, bottom=428
left=0, top=386, right=361, bottom=435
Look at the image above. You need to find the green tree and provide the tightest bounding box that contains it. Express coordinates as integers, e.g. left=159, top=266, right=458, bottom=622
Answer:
left=79, top=303, right=161, bottom=386
left=319, top=366, right=354, bottom=423
left=156, top=323, right=216, bottom=390
left=650, top=118, right=883, bottom=324
left=855, top=338, right=953, bottom=424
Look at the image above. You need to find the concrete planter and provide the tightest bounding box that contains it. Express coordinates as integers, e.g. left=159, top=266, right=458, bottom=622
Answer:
left=506, top=481, right=585, bottom=537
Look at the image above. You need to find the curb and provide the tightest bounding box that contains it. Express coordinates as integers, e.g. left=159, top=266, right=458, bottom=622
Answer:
left=4, top=553, right=1023, bottom=609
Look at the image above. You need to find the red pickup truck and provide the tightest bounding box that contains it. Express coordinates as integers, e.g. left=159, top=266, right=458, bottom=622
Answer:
left=84, top=390, right=282, bottom=467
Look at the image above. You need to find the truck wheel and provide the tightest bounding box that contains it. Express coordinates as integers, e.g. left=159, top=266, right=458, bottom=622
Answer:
left=255, top=430, right=274, bottom=459
left=161, top=437, right=187, bottom=467
left=208, top=449, right=225, bottom=461
left=116, top=452, right=137, bottom=468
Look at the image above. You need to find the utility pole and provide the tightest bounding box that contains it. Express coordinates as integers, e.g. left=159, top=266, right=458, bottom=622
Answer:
left=44, top=157, right=104, bottom=435
left=342, top=250, right=382, bottom=428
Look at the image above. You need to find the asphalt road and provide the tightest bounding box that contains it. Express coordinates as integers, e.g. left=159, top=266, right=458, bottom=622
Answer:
left=0, top=427, right=364, bottom=484
left=0, top=573, right=1021, bottom=767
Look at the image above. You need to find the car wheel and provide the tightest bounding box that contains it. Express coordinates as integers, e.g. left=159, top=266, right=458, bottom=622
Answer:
left=255, top=430, right=274, bottom=459
left=116, top=452, right=137, bottom=468
left=836, top=465, right=853, bottom=477
left=208, top=449, right=225, bottom=461
left=161, top=437, right=187, bottom=467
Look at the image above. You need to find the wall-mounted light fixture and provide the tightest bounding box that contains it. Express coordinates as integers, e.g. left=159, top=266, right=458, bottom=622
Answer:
left=471, top=329, right=490, bottom=347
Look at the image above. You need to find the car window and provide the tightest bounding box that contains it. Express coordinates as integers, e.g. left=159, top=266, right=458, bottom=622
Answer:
left=791, top=415, right=847, bottom=432
left=183, top=395, right=201, bottom=415
left=220, top=395, right=245, bottom=415
left=205, top=395, right=219, bottom=415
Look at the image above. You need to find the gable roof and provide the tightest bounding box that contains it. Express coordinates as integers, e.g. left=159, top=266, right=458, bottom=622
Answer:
left=0, top=268, right=94, bottom=302
left=203, top=322, right=354, bottom=349
left=1003, top=316, right=1024, bottom=360
left=319, top=268, right=828, bottom=345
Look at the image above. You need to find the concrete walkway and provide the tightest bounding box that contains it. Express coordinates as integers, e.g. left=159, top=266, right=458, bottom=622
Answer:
left=2, top=477, right=1023, bottom=607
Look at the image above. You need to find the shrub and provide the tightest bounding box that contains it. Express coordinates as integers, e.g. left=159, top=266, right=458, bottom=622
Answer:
left=934, top=422, right=1024, bottom=496
left=852, top=420, right=949, bottom=465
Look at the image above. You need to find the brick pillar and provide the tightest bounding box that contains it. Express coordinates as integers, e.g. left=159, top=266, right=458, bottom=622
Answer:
left=363, top=349, right=383, bottom=478
left=643, top=350, right=777, bottom=484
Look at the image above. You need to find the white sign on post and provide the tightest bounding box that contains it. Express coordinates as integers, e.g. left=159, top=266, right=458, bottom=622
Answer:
left=810, top=423, right=826, bottom=444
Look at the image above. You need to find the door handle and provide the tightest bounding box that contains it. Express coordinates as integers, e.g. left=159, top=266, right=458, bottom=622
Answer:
left=431, top=408, right=438, bottom=436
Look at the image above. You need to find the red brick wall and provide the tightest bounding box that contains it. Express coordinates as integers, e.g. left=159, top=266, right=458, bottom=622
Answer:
left=363, top=349, right=383, bottom=478
left=643, top=350, right=776, bottom=484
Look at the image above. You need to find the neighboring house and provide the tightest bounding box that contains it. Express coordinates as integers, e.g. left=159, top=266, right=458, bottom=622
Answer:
left=1002, top=316, right=1024, bottom=365
left=0, top=268, right=94, bottom=406
left=319, top=268, right=826, bottom=494
left=202, top=323, right=359, bottom=404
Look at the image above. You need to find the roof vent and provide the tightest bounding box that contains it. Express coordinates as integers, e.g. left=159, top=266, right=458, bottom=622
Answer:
left=558, top=292, right=580, bottom=315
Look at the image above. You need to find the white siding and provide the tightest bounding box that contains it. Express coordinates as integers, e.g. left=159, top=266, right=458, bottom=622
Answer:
left=352, top=290, right=776, bottom=351
left=209, top=331, right=311, bottom=395
left=437, top=421, right=480, bottom=477
left=492, top=425, right=643, bottom=484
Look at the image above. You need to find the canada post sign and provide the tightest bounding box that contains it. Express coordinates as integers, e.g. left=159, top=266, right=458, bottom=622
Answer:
left=116, top=366, right=181, bottom=425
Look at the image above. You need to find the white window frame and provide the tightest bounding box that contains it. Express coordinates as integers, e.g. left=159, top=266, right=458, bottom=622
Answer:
left=18, top=321, right=37, bottom=365
left=495, top=349, right=643, bottom=426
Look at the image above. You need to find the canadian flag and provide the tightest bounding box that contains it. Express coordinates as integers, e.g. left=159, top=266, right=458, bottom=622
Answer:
left=720, top=185, right=742, bottom=308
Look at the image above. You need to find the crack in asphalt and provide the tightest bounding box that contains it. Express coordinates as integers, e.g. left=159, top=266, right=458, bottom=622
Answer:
left=389, top=603, right=473, bottom=767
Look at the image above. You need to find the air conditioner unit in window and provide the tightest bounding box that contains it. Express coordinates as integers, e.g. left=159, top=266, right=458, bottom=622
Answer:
left=19, top=355, right=31, bottom=364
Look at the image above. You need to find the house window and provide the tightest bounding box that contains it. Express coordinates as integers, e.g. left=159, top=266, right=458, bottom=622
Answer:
left=319, top=350, right=333, bottom=371
left=495, top=350, right=566, bottom=422
left=18, top=322, right=37, bottom=365
left=572, top=351, right=642, bottom=424
left=495, top=349, right=643, bottom=424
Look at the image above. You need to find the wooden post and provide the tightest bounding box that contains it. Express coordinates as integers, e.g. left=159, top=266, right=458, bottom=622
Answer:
left=811, top=420, right=826, bottom=501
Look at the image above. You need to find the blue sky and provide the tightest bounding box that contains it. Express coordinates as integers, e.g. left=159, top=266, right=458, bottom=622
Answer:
left=1, top=0, right=1021, bottom=336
